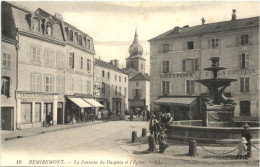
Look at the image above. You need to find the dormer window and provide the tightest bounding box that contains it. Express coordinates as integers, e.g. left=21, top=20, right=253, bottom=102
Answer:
left=75, top=32, right=78, bottom=44
left=33, top=18, right=40, bottom=32
left=79, top=35, right=82, bottom=46
left=83, top=37, right=86, bottom=48
left=46, top=23, right=52, bottom=36
left=87, top=39, right=91, bottom=49
left=69, top=30, right=73, bottom=41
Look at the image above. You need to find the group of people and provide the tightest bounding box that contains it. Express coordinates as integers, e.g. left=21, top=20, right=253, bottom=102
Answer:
left=100, top=108, right=110, bottom=121
left=149, top=112, right=174, bottom=153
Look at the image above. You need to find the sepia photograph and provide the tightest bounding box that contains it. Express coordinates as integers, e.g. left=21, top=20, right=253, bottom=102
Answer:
left=1, top=1, right=259, bottom=167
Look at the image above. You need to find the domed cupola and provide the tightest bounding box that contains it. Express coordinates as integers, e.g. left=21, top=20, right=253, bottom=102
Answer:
left=129, top=29, right=143, bottom=57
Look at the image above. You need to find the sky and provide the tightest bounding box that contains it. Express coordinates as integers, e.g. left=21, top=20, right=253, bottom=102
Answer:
left=11, top=1, right=260, bottom=73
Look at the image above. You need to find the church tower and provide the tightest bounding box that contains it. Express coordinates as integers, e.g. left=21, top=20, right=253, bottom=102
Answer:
left=126, top=29, right=146, bottom=74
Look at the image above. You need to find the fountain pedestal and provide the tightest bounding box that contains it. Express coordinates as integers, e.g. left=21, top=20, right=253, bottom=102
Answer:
left=203, top=104, right=235, bottom=127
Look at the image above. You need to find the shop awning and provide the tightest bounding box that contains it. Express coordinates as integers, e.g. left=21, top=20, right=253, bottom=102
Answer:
left=83, top=98, right=105, bottom=107
left=154, top=97, right=196, bottom=105
left=68, top=98, right=93, bottom=108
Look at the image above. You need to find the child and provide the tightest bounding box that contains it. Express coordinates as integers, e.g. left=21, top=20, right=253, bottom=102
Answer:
left=237, top=137, right=247, bottom=159
left=158, top=129, right=169, bottom=153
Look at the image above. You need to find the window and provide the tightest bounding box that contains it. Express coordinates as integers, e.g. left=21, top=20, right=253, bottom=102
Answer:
left=240, top=53, right=249, bottom=68
left=133, top=89, right=142, bottom=99
left=87, top=59, right=91, bottom=72
left=56, top=52, right=65, bottom=67
left=83, top=37, right=87, bottom=48
left=1, top=77, right=10, bottom=96
left=124, top=87, right=127, bottom=97
left=69, top=53, right=74, bottom=68
left=162, top=81, right=170, bottom=95
left=79, top=35, right=82, bottom=46
left=56, top=76, right=64, bottom=93
left=162, top=60, right=170, bottom=73
left=34, top=103, right=41, bottom=122
left=78, top=78, right=83, bottom=92
left=68, top=76, right=74, bottom=91
left=69, top=30, right=73, bottom=41
left=186, top=80, right=195, bottom=94
left=212, top=38, right=219, bottom=48
left=20, top=103, right=32, bottom=124
left=101, top=82, right=105, bottom=95
left=187, top=41, right=194, bottom=50
left=87, top=80, right=91, bottom=94
left=240, top=77, right=249, bottom=92
left=163, top=44, right=169, bottom=53
left=44, top=49, right=54, bottom=66
left=115, top=75, right=117, bottom=81
left=241, top=34, right=249, bottom=45
left=102, top=70, right=105, bottom=77
left=87, top=39, right=91, bottom=49
left=46, top=23, right=52, bottom=36
left=115, top=86, right=118, bottom=95
left=119, top=76, right=121, bottom=82
left=107, top=72, right=110, bottom=79
left=75, top=32, right=78, bottom=44
left=119, top=87, right=122, bottom=95
left=80, top=57, right=83, bottom=69
left=31, top=73, right=41, bottom=92
left=183, top=58, right=198, bottom=72
left=2, top=53, right=11, bottom=68
left=31, top=46, right=41, bottom=64
left=45, top=76, right=53, bottom=92
left=136, top=82, right=139, bottom=86
left=33, top=18, right=40, bottom=32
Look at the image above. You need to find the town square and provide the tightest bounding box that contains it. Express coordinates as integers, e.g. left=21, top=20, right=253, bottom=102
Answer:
left=1, top=1, right=259, bottom=167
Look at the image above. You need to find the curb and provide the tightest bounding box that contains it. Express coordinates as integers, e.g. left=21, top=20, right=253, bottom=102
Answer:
left=4, top=121, right=103, bottom=141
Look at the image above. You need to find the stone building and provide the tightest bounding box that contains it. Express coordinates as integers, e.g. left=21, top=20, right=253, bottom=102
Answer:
left=94, top=59, right=128, bottom=118
left=124, top=29, right=150, bottom=112
left=149, top=11, right=259, bottom=119
left=1, top=2, right=96, bottom=129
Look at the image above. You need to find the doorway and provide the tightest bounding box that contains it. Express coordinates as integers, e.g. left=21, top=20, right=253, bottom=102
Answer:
left=57, top=102, right=63, bottom=124
left=43, top=103, right=53, bottom=121
left=240, top=101, right=250, bottom=116
left=1, top=107, right=14, bottom=130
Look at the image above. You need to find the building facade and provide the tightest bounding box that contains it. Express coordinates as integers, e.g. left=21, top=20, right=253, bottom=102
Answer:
left=94, top=59, right=128, bottom=117
left=149, top=12, right=259, bottom=118
left=1, top=2, right=96, bottom=129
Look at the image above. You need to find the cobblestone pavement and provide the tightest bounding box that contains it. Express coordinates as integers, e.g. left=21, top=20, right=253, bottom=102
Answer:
left=1, top=121, right=259, bottom=167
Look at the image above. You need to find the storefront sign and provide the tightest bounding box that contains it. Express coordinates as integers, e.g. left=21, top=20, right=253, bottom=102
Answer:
left=66, top=69, right=93, bottom=77
left=17, top=93, right=54, bottom=99
left=160, top=69, right=257, bottom=79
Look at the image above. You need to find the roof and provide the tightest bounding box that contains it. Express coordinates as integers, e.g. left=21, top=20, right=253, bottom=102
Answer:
left=129, top=72, right=150, bottom=81
left=122, top=68, right=139, bottom=75
left=95, top=59, right=128, bottom=75
left=149, top=16, right=259, bottom=41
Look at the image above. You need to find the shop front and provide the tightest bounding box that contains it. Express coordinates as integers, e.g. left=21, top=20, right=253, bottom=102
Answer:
left=154, top=96, right=200, bottom=120
left=16, top=92, right=64, bottom=129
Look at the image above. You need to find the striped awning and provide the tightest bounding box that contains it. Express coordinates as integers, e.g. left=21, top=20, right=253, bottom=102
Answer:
left=68, top=98, right=93, bottom=108
left=83, top=98, right=104, bottom=107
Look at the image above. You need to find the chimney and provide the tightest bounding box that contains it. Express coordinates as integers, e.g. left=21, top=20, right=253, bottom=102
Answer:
left=232, top=9, right=236, bottom=21
left=110, top=59, right=119, bottom=68
left=54, top=13, right=63, bottom=20
left=201, top=17, right=205, bottom=25
left=115, top=60, right=119, bottom=68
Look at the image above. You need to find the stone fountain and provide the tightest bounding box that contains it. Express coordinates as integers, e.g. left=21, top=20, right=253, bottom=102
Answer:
left=195, top=57, right=237, bottom=127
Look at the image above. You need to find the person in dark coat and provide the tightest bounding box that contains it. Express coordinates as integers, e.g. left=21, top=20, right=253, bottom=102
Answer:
left=46, top=113, right=53, bottom=127
left=159, top=129, right=169, bottom=153
left=241, top=123, right=252, bottom=158
left=146, top=110, right=150, bottom=121
left=149, top=114, right=159, bottom=143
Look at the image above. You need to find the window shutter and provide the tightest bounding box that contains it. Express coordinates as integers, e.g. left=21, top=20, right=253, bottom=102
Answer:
left=37, top=48, right=41, bottom=64
left=191, top=59, right=195, bottom=71
left=245, top=53, right=249, bottom=68
left=240, top=78, right=244, bottom=92
left=183, top=41, right=187, bottom=51
left=239, top=53, right=242, bottom=68
left=9, top=77, right=12, bottom=97
left=182, top=59, right=186, bottom=71
left=245, top=78, right=249, bottom=92
left=236, top=35, right=241, bottom=46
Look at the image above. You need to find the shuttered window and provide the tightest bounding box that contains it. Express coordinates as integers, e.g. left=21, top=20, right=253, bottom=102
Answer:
left=31, top=73, right=41, bottom=92
left=240, top=53, right=249, bottom=68
left=162, top=81, right=170, bottom=95
left=240, top=77, right=249, bottom=92
left=162, top=61, right=170, bottom=73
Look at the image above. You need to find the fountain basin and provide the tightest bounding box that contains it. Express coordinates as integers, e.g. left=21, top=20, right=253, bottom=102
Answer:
left=167, top=120, right=260, bottom=144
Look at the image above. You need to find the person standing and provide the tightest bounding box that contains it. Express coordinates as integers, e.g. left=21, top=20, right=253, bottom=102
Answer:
left=142, top=110, right=146, bottom=121
left=146, top=110, right=150, bottom=122
left=46, top=113, right=53, bottom=127
left=241, top=123, right=252, bottom=158
left=149, top=114, right=159, bottom=143
left=130, top=109, right=134, bottom=121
